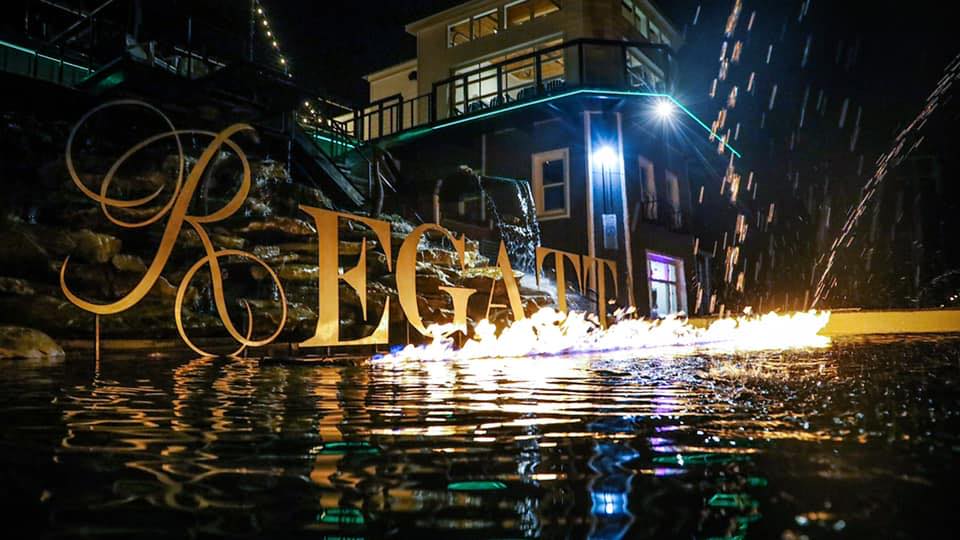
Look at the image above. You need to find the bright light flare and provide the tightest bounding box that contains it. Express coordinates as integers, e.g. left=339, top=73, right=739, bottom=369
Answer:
left=375, top=308, right=831, bottom=362
left=654, top=99, right=675, bottom=120
left=592, top=145, right=618, bottom=168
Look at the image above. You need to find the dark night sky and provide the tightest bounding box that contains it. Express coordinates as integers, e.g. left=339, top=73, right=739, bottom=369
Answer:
left=261, top=0, right=955, bottom=117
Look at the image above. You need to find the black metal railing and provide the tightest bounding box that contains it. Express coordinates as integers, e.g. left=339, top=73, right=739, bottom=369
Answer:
left=319, top=38, right=676, bottom=143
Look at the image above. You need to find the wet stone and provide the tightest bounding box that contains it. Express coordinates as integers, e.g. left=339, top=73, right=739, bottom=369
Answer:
left=0, top=326, right=64, bottom=359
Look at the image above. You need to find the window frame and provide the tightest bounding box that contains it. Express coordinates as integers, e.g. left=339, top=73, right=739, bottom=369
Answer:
left=665, top=169, right=681, bottom=229
left=646, top=251, right=687, bottom=316
left=504, top=0, right=532, bottom=28
left=447, top=18, right=471, bottom=48
left=638, top=155, right=657, bottom=220
left=471, top=8, right=500, bottom=40
left=532, top=147, right=571, bottom=220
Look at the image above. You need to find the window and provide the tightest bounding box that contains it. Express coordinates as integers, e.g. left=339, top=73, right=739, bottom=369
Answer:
left=634, top=7, right=648, bottom=37
left=622, top=1, right=648, bottom=37
left=647, top=252, right=686, bottom=317
left=665, top=170, right=681, bottom=229
left=448, top=10, right=500, bottom=47
left=638, top=155, right=657, bottom=220
left=532, top=148, right=570, bottom=219
left=648, top=21, right=661, bottom=44
left=626, top=47, right=664, bottom=91
left=452, top=37, right=563, bottom=110
left=532, top=0, right=561, bottom=18
left=472, top=10, right=499, bottom=39
left=448, top=19, right=471, bottom=47
left=506, top=0, right=532, bottom=26
left=504, top=0, right=560, bottom=28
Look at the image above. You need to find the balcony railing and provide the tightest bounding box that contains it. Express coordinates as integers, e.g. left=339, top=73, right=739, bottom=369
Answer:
left=317, top=38, right=676, bottom=143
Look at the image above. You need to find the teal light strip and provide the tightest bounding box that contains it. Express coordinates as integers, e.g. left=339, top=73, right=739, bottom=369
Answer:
left=0, top=39, right=93, bottom=74
left=399, top=88, right=741, bottom=158
left=311, top=132, right=357, bottom=149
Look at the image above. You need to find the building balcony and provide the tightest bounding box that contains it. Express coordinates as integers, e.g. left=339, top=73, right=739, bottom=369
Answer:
left=322, top=38, right=677, bottom=142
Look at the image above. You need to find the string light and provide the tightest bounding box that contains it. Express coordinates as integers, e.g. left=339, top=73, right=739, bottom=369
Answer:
left=253, top=1, right=334, bottom=129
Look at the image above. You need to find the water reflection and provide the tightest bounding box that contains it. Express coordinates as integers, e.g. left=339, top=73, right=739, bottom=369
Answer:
left=2, top=336, right=960, bottom=537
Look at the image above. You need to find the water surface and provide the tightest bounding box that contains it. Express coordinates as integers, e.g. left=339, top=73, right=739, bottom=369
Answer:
left=3, top=336, right=959, bottom=538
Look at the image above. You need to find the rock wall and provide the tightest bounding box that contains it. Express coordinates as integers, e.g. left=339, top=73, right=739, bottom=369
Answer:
left=0, top=113, right=552, bottom=354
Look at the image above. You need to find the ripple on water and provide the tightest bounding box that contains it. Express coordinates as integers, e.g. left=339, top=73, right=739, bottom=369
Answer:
left=1, top=336, right=959, bottom=537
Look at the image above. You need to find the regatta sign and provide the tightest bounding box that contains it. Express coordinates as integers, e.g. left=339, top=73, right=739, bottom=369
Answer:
left=61, top=102, right=619, bottom=355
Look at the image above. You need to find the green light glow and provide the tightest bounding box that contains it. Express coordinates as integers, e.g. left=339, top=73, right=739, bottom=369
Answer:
left=707, top=493, right=757, bottom=510
left=312, top=132, right=357, bottom=149
left=318, top=441, right=379, bottom=455
left=447, top=480, right=507, bottom=491
left=0, top=39, right=93, bottom=74
left=319, top=507, right=365, bottom=525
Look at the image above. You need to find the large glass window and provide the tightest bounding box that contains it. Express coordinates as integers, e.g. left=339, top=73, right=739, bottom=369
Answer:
left=505, top=0, right=560, bottom=28
left=448, top=10, right=500, bottom=47
left=452, top=37, right=563, bottom=111
left=647, top=252, right=685, bottom=317
left=532, top=148, right=569, bottom=218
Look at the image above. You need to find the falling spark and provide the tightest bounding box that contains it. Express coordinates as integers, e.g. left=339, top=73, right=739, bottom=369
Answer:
left=725, top=0, right=743, bottom=37
left=813, top=53, right=960, bottom=306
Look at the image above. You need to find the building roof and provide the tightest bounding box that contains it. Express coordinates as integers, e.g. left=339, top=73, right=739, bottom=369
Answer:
left=363, top=58, right=417, bottom=82
left=405, top=0, right=502, bottom=34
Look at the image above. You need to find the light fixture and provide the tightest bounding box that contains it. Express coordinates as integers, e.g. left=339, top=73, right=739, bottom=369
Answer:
left=592, top=145, right=618, bottom=169
left=654, top=99, right=675, bottom=120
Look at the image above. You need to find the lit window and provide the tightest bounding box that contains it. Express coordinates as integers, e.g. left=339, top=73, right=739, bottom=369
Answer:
left=505, top=0, right=531, bottom=27
left=532, top=148, right=569, bottom=218
left=505, top=0, right=560, bottom=28
left=452, top=37, right=563, bottom=109
left=472, top=10, right=499, bottom=39
left=448, top=10, right=501, bottom=48
left=448, top=19, right=470, bottom=47
left=532, top=0, right=561, bottom=18
left=647, top=252, right=685, bottom=317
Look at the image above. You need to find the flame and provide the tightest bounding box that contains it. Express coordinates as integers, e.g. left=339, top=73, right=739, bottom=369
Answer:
left=375, top=308, right=831, bottom=362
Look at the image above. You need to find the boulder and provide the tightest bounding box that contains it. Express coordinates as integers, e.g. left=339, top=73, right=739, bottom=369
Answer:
left=0, top=326, right=64, bottom=358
